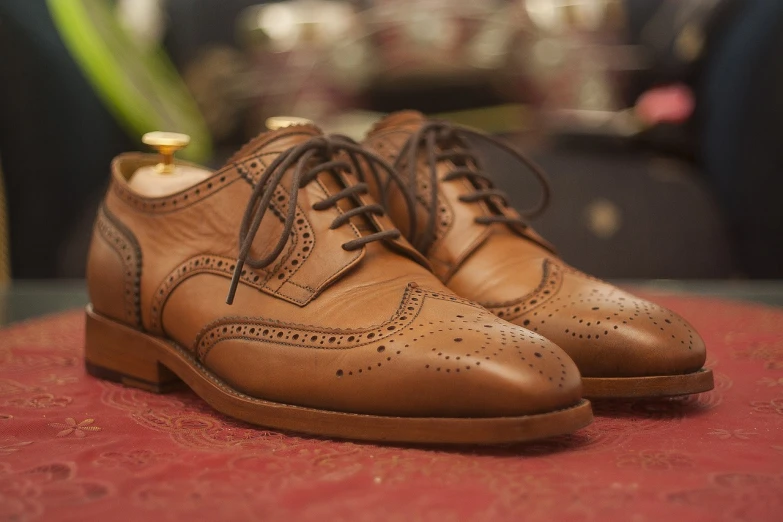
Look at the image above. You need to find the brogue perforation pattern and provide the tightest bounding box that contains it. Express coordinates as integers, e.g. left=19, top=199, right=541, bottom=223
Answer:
left=486, top=259, right=698, bottom=353
left=538, top=289, right=698, bottom=349
left=96, top=205, right=142, bottom=328
left=195, top=284, right=473, bottom=358
left=414, top=317, right=570, bottom=387
left=149, top=254, right=266, bottom=333
left=258, top=185, right=315, bottom=287
left=193, top=284, right=571, bottom=387
left=414, top=167, right=454, bottom=245
left=113, top=169, right=240, bottom=213
left=149, top=183, right=316, bottom=332
left=485, top=260, right=563, bottom=321
left=369, top=136, right=455, bottom=246
left=236, top=155, right=318, bottom=284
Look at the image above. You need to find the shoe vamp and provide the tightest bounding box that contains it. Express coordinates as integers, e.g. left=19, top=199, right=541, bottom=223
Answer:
left=447, top=231, right=552, bottom=304
left=160, top=242, right=448, bottom=346
left=465, top=254, right=708, bottom=378
left=198, top=290, right=582, bottom=417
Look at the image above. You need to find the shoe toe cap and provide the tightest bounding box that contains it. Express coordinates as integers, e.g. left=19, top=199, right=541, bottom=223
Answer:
left=399, top=299, right=583, bottom=417
left=519, top=274, right=706, bottom=378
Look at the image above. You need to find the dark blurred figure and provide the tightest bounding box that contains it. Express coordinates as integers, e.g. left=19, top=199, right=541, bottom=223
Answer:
left=699, top=0, right=783, bottom=277
left=0, top=0, right=134, bottom=278
left=626, top=0, right=783, bottom=277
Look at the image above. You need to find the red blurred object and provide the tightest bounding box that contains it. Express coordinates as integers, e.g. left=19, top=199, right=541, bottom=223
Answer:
left=636, top=84, right=695, bottom=125
left=2, top=296, right=782, bottom=521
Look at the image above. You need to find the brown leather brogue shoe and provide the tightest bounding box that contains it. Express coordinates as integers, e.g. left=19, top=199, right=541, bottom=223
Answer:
left=84, top=124, right=591, bottom=444
left=363, top=111, right=713, bottom=399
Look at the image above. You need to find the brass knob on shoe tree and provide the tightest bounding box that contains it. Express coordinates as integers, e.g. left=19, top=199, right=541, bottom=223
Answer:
left=142, top=131, right=191, bottom=174
left=265, top=116, right=313, bottom=130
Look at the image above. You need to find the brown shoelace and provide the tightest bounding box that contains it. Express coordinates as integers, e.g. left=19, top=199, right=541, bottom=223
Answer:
left=227, top=135, right=416, bottom=304
left=393, top=120, right=551, bottom=254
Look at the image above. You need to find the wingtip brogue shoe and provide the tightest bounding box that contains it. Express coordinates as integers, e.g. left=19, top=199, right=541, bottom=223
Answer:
left=84, top=124, right=592, bottom=443
left=363, top=111, right=712, bottom=399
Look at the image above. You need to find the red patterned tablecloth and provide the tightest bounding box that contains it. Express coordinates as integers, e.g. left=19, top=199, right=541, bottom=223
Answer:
left=1, top=295, right=782, bottom=521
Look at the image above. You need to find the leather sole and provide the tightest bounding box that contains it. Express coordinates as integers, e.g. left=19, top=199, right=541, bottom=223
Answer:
left=83, top=305, right=593, bottom=445
left=581, top=369, right=714, bottom=399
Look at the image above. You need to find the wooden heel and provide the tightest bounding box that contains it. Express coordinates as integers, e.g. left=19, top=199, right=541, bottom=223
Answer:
left=84, top=305, right=183, bottom=393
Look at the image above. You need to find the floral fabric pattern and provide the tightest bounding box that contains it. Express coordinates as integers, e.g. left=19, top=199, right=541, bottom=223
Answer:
left=0, top=295, right=782, bottom=521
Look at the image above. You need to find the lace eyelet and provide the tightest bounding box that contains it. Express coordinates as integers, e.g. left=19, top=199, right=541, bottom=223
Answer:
left=226, top=136, right=413, bottom=305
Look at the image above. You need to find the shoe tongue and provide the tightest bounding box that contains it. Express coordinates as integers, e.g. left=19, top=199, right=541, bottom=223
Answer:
left=369, top=110, right=426, bottom=134
left=226, top=124, right=323, bottom=166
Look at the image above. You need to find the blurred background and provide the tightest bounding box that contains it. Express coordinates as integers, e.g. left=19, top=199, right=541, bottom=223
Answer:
left=1, top=0, right=782, bottom=283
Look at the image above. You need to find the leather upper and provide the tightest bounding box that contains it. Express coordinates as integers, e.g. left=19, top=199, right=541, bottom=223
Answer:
left=363, top=111, right=707, bottom=378
left=87, top=125, right=583, bottom=417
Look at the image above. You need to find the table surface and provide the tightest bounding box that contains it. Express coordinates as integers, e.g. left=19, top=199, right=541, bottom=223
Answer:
left=1, top=279, right=781, bottom=326
left=2, top=285, right=783, bottom=521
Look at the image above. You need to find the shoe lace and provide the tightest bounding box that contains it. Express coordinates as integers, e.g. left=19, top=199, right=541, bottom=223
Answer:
left=227, top=135, right=417, bottom=304
left=393, top=120, right=551, bottom=254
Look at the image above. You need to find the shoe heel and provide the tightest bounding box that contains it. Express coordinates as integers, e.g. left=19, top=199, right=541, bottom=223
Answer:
left=84, top=305, right=183, bottom=393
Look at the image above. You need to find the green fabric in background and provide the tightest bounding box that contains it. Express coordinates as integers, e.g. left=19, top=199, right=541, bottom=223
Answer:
left=47, top=0, right=211, bottom=162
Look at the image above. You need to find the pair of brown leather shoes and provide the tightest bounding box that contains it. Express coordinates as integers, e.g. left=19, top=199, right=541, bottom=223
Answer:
left=84, top=111, right=711, bottom=444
